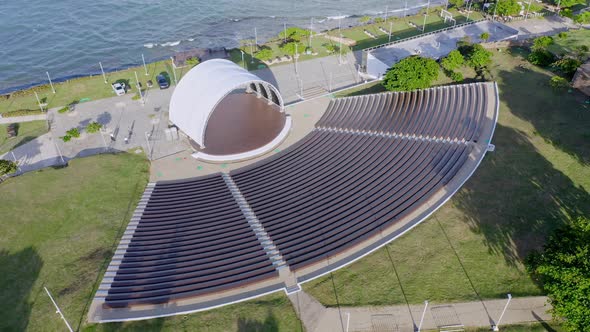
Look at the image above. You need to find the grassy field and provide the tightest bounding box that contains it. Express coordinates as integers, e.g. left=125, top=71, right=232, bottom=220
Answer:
left=548, top=29, right=590, bottom=59
left=0, top=120, right=48, bottom=155
left=0, top=153, right=301, bottom=331
left=0, top=60, right=191, bottom=114
left=304, top=48, right=590, bottom=307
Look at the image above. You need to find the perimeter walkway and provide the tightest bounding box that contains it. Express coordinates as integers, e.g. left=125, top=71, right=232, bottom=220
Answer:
left=289, top=291, right=552, bottom=332
left=0, top=113, right=47, bottom=124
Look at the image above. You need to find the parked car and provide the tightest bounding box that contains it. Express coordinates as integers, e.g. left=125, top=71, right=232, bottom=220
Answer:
left=157, top=74, right=169, bottom=89
left=111, top=82, right=126, bottom=96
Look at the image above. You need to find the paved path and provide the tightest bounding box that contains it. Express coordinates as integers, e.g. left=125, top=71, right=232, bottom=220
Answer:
left=0, top=113, right=47, bottom=124
left=0, top=133, right=64, bottom=174
left=290, top=291, right=551, bottom=332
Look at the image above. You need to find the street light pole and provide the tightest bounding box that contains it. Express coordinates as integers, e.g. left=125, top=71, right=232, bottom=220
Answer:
left=134, top=71, right=144, bottom=104
left=493, top=0, right=499, bottom=19
left=423, top=0, right=431, bottom=33
left=99, top=62, right=107, bottom=83
left=142, top=54, right=149, bottom=76
left=254, top=27, right=258, bottom=48
left=309, top=18, right=313, bottom=47
left=389, top=21, right=393, bottom=42
left=492, top=294, right=513, bottom=331
left=241, top=50, right=246, bottom=69
left=295, top=43, right=299, bottom=74
left=170, top=57, right=178, bottom=85
left=46, top=71, right=56, bottom=94
left=284, top=22, right=287, bottom=43
left=416, top=300, right=429, bottom=332
left=467, top=1, right=473, bottom=21
left=34, top=91, right=44, bottom=112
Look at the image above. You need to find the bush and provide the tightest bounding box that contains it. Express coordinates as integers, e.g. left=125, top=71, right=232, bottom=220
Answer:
left=0, top=160, right=18, bottom=176
left=66, top=128, right=80, bottom=138
left=57, top=106, right=69, bottom=114
left=528, top=49, right=557, bottom=67
left=549, top=76, right=570, bottom=89
left=359, top=16, right=371, bottom=24
left=526, top=216, right=590, bottom=331
left=441, top=50, right=465, bottom=71
left=374, top=17, right=385, bottom=24
left=86, top=122, right=102, bottom=134
left=255, top=48, right=274, bottom=61
left=450, top=71, right=464, bottom=82
left=185, top=57, right=200, bottom=67
left=480, top=32, right=490, bottom=42
left=489, top=0, right=521, bottom=16
left=279, top=27, right=309, bottom=42
left=61, top=135, right=72, bottom=142
left=557, top=32, right=568, bottom=39
left=551, top=58, right=582, bottom=77
left=574, top=12, right=590, bottom=25
left=382, top=56, right=439, bottom=91
left=280, top=42, right=305, bottom=56
left=467, top=44, right=492, bottom=69
left=532, top=36, right=554, bottom=51
left=2, top=109, right=44, bottom=118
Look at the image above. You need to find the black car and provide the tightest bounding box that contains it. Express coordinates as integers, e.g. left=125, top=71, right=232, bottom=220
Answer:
left=156, top=74, right=169, bottom=89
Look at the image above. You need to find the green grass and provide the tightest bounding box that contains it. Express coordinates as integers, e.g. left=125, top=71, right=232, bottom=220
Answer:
left=304, top=48, right=590, bottom=307
left=0, top=120, right=48, bottom=154
left=467, top=322, right=564, bottom=332
left=0, top=60, right=190, bottom=114
left=0, top=153, right=302, bottom=331
left=548, top=29, right=590, bottom=59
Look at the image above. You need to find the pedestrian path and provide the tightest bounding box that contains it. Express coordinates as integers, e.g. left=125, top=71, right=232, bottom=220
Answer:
left=289, top=291, right=551, bottom=332
left=0, top=133, right=64, bottom=174
left=0, top=113, right=47, bottom=124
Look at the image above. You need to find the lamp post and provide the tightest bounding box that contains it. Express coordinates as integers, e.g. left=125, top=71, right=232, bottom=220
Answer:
left=170, top=57, right=178, bottom=85
left=134, top=71, right=144, bottom=104
left=241, top=50, right=246, bottom=69
left=34, top=91, right=44, bottom=113
left=46, top=71, right=55, bottom=94
left=142, top=54, right=149, bottom=76
left=416, top=300, right=429, bottom=332
left=492, top=294, right=513, bottom=331
left=99, top=62, right=107, bottom=83
left=389, top=21, right=393, bottom=42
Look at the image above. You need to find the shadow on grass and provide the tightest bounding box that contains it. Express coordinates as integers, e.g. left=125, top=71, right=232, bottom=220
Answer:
left=498, top=49, right=590, bottom=165
left=0, top=247, right=43, bottom=331
left=454, top=124, right=590, bottom=267
left=237, top=309, right=280, bottom=332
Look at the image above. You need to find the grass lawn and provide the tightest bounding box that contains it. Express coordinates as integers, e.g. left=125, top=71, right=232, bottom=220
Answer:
left=548, top=29, right=590, bottom=59
left=304, top=48, right=590, bottom=307
left=0, top=153, right=302, bottom=331
left=0, top=120, right=48, bottom=155
left=0, top=60, right=191, bottom=115
left=468, top=322, right=564, bottom=332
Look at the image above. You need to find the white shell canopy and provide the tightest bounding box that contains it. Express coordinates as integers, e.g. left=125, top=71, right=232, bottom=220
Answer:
left=169, top=59, right=284, bottom=147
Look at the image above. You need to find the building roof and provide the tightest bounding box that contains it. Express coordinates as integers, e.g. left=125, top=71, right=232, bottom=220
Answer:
left=169, top=59, right=282, bottom=147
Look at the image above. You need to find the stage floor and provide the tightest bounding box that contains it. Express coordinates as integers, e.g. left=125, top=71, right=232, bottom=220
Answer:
left=201, top=93, right=286, bottom=156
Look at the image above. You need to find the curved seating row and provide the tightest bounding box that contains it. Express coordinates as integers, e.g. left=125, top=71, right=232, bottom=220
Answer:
left=103, top=174, right=277, bottom=308
left=317, top=83, right=488, bottom=141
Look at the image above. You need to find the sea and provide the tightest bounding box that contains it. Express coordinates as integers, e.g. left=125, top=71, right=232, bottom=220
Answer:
left=0, top=0, right=440, bottom=94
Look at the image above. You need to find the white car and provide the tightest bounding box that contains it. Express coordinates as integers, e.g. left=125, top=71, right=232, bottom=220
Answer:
left=111, top=82, right=126, bottom=96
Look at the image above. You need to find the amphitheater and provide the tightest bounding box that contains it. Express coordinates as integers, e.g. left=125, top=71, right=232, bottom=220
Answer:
left=89, top=81, right=499, bottom=322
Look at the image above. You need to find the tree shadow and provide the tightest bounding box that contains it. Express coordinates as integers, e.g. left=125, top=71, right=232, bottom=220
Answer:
left=85, top=317, right=165, bottom=332
left=237, top=309, right=280, bottom=332
left=0, top=247, right=43, bottom=331
left=453, top=124, right=590, bottom=266
left=496, top=55, right=590, bottom=165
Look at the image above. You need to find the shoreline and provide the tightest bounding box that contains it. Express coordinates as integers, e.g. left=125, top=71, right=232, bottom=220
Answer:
left=0, top=1, right=446, bottom=97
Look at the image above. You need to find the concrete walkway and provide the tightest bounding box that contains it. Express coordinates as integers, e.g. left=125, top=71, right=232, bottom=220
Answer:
left=0, top=133, right=64, bottom=174
left=289, top=291, right=552, bottom=332
left=0, top=113, right=47, bottom=124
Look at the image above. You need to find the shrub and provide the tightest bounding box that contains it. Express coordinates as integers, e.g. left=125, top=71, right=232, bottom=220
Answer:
left=382, top=56, right=439, bottom=91
left=374, top=17, right=385, bottom=24
left=528, top=49, right=557, bottom=66
left=57, top=106, right=69, bottom=114
left=549, top=76, right=569, bottom=89
left=480, top=32, right=490, bottom=42
left=2, top=109, right=44, bottom=118
left=185, top=57, right=200, bottom=67
left=66, top=128, right=80, bottom=138
left=551, top=58, right=582, bottom=77
left=526, top=216, right=590, bottom=331
left=450, top=71, right=464, bottom=82
left=86, top=122, right=102, bottom=134
left=61, top=135, right=72, bottom=142
left=574, top=12, right=590, bottom=25
left=359, top=16, right=371, bottom=24
left=0, top=160, right=18, bottom=176
left=280, top=42, right=305, bottom=56
left=441, top=50, right=465, bottom=71
left=551, top=0, right=585, bottom=8
left=557, top=32, right=568, bottom=39
left=449, top=0, right=465, bottom=8
left=279, top=27, right=309, bottom=42
left=532, top=36, right=554, bottom=51
left=489, top=0, right=521, bottom=16
left=255, top=48, right=274, bottom=61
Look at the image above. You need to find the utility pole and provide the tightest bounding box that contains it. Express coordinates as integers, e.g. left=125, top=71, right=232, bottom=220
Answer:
left=99, top=62, right=107, bottom=83
left=142, top=54, right=148, bottom=76
left=46, top=71, right=55, bottom=94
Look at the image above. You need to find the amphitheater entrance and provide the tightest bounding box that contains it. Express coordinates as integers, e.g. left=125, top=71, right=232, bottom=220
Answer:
left=169, top=59, right=289, bottom=162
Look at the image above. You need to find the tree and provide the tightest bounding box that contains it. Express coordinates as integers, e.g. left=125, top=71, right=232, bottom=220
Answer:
left=526, top=216, right=590, bottom=331
left=0, top=160, right=17, bottom=176
left=279, top=27, right=309, bottom=43
left=551, top=58, right=582, bottom=77
left=574, top=12, right=590, bottom=25
left=467, top=44, right=492, bottom=69
left=449, top=0, right=465, bottom=8
left=86, top=122, right=103, bottom=134
left=66, top=128, right=80, bottom=138
left=480, top=32, right=490, bottom=42
left=528, top=49, right=556, bottom=66
left=255, top=48, right=274, bottom=61
left=280, top=42, right=304, bottom=56
left=382, top=56, right=439, bottom=91
left=490, top=0, right=521, bottom=16
left=441, top=50, right=465, bottom=71
left=532, top=36, right=554, bottom=51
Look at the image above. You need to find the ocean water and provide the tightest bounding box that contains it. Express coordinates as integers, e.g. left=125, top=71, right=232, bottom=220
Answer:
left=0, top=0, right=436, bottom=93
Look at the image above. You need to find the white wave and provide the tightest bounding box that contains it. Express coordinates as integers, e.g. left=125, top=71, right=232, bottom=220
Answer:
left=161, top=40, right=181, bottom=47
left=327, top=15, right=350, bottom=20
left=269, top=15, right=276, bottom=18
left=143, top=43, right=156, bottom=48
left=187, top=38, right=195, bottom=41
left=230, top=18, right=240, bottom=22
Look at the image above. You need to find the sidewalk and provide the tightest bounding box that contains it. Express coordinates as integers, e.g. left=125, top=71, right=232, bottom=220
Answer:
left=0, top=113, right=47, bottom=124
left=289, top=291, right=551, bottom=332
